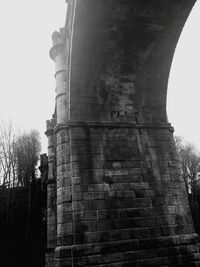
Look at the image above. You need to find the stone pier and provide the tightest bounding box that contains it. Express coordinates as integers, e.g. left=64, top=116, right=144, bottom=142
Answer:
left=46, top=0, right=200, bottom=266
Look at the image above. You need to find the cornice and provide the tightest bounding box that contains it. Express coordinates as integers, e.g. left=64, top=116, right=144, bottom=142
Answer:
left=53, top=121, right=174, bottom=134
left=49, top=43, right=66, bottom=61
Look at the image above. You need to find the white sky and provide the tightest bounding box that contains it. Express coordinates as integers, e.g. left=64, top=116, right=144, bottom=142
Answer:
left=167, top=0, right=200, bottom=148
left=0, top=1, right=67, bottom=153
left=0, top=1, right=199, bottom=153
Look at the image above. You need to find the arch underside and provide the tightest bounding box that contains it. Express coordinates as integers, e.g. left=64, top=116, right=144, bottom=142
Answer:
left=70, top=0, right=196, bottom=125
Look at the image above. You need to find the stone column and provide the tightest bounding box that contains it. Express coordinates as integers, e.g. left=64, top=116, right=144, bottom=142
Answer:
left=49, top=28, right=73, bottom=267
left=49, top=29, right=68, bottom=125
left=45, top=118, right=57, bottom=267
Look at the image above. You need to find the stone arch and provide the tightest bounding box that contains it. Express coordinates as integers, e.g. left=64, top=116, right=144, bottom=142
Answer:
left=69, top=0, right=196, bottom=124
left=48, top=1, right=200, bottom=266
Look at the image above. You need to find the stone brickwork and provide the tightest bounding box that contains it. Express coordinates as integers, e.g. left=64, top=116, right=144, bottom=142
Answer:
left=53, top=124, right=200, bottom=267
left=46, top=0, right=200, bottom=266
left=45, top=117, right=57, bottom=267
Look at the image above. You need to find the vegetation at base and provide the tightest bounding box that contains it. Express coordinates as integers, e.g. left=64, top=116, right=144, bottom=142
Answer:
left=175, top=135, right=200, bottom=201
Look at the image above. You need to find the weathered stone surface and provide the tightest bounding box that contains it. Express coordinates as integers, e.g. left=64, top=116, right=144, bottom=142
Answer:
left=45, top=116, right=57, bottom=267
left=46, top=0, right=200, bottom=266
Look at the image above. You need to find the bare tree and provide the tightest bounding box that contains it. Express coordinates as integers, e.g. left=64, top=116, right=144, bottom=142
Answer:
left=13, top=129, right=41, bottom=188
left=13, top=129, right=41, bottom=235
left=0, top=124, right=41, bottom=231
left=0, top=121, right=17, bottom=222
left=0, top=121, right=16, bottom=188
left=0, top=125, right=42, bottom=189
left=175, top=136, right=200, bottom=200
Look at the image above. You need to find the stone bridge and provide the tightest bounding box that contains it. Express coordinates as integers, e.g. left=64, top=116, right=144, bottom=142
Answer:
left=45, top=0, right=200, bottom=266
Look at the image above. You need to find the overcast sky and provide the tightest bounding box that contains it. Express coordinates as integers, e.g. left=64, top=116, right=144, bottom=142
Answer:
left=0, top=0, right=67, bottom=153
left=0, top=1, right=199, bottom=153
left=167, top=0, right=200, bottom=148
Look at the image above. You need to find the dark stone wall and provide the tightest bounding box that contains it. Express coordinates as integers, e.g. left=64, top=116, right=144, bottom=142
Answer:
left=55, top=125, right=200, bottom=266
left=51, top=0, right=200, bottom=266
